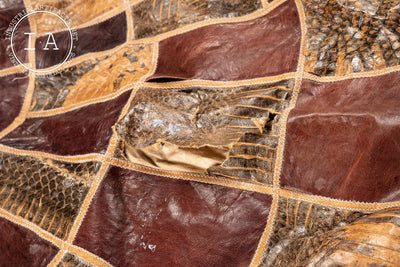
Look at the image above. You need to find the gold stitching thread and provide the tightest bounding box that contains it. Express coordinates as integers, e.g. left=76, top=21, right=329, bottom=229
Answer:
left=303, top=65, right=400, bottom=83
left=0, top=0, right=36, bottom=140
left=0, top=65, right=26, bottom=77
left=0, top=144, right=105, bottom=163
left=133, top=0, right=288, bottom=43
left=47, top=250, right=66, bottom=267
left=280, top=189, right=400, bottom=212
left=111, top=158, right=274, bottom=195
left=124, top=0, right=135, bottom=40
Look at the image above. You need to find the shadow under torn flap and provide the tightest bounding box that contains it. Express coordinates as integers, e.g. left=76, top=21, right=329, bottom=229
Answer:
left=115, top=80, right=293, bottom=182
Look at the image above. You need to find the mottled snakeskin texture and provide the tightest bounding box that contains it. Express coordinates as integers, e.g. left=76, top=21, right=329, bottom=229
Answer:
left=262, top=197, right=369, bottom=266
left=116, top=80, right=294, bottom=184
left=262, top=200, right=400, bottom=266
left=304, top=0, right=400, bottom=76
left=57, top=253, right=92, bottom=267
left=132, top=0, right=262, bottom=38
left=31, top=44, right=153, bottom=112
left=0, top=151, right=100, bottom=239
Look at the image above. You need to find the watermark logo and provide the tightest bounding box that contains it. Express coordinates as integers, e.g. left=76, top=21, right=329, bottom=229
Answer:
left=4, top=6, right=78, bottom=77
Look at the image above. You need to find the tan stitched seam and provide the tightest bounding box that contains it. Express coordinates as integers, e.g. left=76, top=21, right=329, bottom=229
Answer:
left=0, top=65, right=26, bottom=77
left=111, top=158, right=274, bottom=195
left=0, top=0, right=36, bottom=140
left=132, top=0, right=288, bottom=43
left=0, top=144, right=105, bottom=163
left=125, top=0, right=135, bottom=41
left=35, top=6, right=127, bottom=38
left=47, top=250, right=66, bottom=267
left=303, top=65, right=400, bottom=83
left=249, top=0, right=307, bottom=265
left=144, top=72, right=297, bottom=88
left=280, top=189, right=400, bottom=212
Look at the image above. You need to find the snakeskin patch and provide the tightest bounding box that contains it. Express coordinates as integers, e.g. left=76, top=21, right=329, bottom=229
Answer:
left=132, top=0, right=262, bottom=39
left=0, top=152, right=100, bottom=240
left=303, top=0, right=400, bottom=76
left=57, top=253, right=92, bottom=267
left=261, top=197, right=368, bottom=266
left=116, top=80, right=294, bottom=184
left=31, top=43, right=153, bottom=112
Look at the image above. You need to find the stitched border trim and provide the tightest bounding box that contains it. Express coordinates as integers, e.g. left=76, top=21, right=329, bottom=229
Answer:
left=112, top=158, right=275, bottom=195
left=303, top=65, right=400, bottom=83
left=280, top=189, right=400, bottom=212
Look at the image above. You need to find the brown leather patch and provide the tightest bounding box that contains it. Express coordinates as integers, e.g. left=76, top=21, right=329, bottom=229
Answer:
left=0, top=216, right=59, bottom=266
left=74, top=165, right=272, bottom=266
left=151, top=0, right=300, bottom=81
left=0, top=90, right=131, bottom=155
left=0, top=72, right=28, bottom=132
left=281, top=72, right=400, bottom=202
left=35, top=12, right=127, bottom=70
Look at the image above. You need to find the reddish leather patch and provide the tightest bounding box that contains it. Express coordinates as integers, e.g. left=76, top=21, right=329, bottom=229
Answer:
left=151, top=0, right=300, bottom=81
left=281, top=71, right=400, bottom=202
left=74, top=165, right=272, bottom=266
left=0, top=90, right=131, bottom=155
left=0, top=216, right=59, bottom=266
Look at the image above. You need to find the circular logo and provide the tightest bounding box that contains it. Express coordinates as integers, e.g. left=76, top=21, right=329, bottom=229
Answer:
left=5, top=6, right=78, bottom=76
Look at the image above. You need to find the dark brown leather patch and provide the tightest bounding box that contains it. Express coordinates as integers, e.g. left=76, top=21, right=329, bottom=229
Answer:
left=0, top=90, right=131, bottom=155
left=0, top=215, right=59, bottom=266
left=0, top=72, right=28, bottom=132
left=151, top=0, right=300, bottom=81
left=35, top=12, right=127, bottom=69
left=0, top=0, right=28, bottom=69
left=74, top=165, right=272, bottom=266
left=281, top=71, right=400, bottom=202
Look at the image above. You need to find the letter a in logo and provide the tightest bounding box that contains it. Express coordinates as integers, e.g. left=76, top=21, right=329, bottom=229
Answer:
left=43, top=33, right=59, bottom=50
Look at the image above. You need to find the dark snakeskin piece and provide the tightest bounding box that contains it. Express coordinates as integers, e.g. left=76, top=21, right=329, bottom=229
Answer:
left=0, top=151, right=100, bottom=239
left=304, top=0, right=400, bottom=76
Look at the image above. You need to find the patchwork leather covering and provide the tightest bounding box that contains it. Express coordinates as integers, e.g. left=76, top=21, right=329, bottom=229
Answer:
left=0, top=0, right=399, bottom=266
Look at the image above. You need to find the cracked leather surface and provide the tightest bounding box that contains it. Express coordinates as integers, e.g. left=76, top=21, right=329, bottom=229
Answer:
left=0, top=0, right=399, bottom=266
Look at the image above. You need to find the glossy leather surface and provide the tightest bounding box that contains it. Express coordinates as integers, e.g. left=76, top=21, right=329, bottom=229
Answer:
left=74, top=166, right=272, bottom=266
left=0, top=90, right=131, bottom=155
left=281, top=71, right=400, bottom=202
left=152, top=0, right=300, bottom=81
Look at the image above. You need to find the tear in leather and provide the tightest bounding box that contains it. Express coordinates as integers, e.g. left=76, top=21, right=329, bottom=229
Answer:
left=123, top=141, right=231, bottom=173
left=115, top=81, right=293, bottom=177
